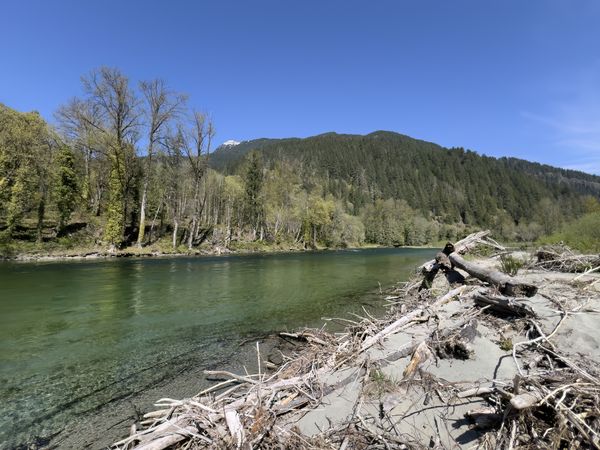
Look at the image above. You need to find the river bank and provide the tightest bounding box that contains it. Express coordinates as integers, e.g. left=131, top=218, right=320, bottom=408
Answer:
left=0, top=239, right=435, bottom=262
left=113, top=232, right=600, bottom=449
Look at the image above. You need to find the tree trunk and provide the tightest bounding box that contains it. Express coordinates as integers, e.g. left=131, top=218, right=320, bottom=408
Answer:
left=449, top=253, right=537, bottom=297
left=187, top=217, right=197, bottom=250
left=137, top=180, right=148, bottom=247
left=149, top=201, right=162, bottom=244
left=419, top=244, right=454, bottom=291
left=172, top=220, right=179, bottom=249
left=419, top=231, right=495, bottom=270
left=84, top=147, right=92, bottom=209
left=36, top=196, right=45, bottom=243
left=473, top=290, right=536, bottom=317
left=225, top=203, right=232, bottom=247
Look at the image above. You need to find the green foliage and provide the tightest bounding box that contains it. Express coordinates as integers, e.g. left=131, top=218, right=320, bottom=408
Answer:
left=582, top=195, right=600, bottom=214
left=54, top=146, right=79, bottom=231
left=103, top=161, right=125, bottom=248
left=302, top=194, right=335, bottom=247
left=0, top=104, right=51, bottom=238
left=499, top=337, right=513, bottom=352
left=244, top=151, right=264, bottom=235
left=6, top=166, right=34, bottom=234
left=361, top=199, right=415, bottom=246
left=499, top=254, right=524, bottom=276
left=325, top=205, right=365, bottom=247
left=211, top=131, right=600, bottom=242
left=366, top=368, right=397, bottom=397
left=541, top=212, right=600, bottom=253
left=362, top=199, right=399, bottom=246
left=4, top=73, right=600, bottom=256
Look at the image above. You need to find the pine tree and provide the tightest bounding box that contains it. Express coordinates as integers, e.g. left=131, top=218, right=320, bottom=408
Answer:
left=244, top=151, right=264, bottom=239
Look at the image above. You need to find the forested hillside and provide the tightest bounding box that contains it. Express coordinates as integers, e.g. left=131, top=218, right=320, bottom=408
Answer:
left=1, top=68, right=599, bottom=256
left=211, top=131, right=600, bottom=240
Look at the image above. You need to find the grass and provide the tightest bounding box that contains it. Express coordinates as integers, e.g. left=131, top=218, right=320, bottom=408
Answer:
left=499, top=337, right=513, bottom=351
left=499, top=254, right=524, bottom=276
left=365, top=369, right=397, bottom=397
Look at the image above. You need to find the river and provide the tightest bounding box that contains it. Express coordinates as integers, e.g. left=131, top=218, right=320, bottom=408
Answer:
left=0, top=247, right=435, bottom=448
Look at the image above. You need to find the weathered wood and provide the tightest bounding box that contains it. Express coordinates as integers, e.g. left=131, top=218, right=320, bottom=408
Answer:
left=279, top=331, right=328, bottom=346
left=473, top=292, right=536, bottom=317
left=464, top=407, right=502, bottom=429
left=419, top=263, right=440, bottom=291
left=510, top=391, right=542, bottom=410
left=419, top=230, right=491, bottom=271
left=403, top=341, right=432, bottom=378
left=457, top=386, right=495, bottom=398
left=361, top=286, right=465, bottom=351
left=225, top=408, right=244, bottom=448
left=419, top=248, right=454, bottom=290
left=450, top=253, right=538, bottom=297
left=134, top=428, right=198, bottom=450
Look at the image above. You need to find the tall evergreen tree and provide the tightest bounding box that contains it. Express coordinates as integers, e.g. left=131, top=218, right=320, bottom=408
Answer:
left=244, top=151, right=264, bottom=240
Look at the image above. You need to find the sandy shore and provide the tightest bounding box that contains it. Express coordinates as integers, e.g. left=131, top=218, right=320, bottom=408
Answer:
left=287, top=254, right=600, bottom=447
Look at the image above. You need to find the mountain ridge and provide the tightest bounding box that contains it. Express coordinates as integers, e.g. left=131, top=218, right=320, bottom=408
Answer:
left=209, top=130, right=600, bottom=230
left=212, top=130, right=599, bottom=180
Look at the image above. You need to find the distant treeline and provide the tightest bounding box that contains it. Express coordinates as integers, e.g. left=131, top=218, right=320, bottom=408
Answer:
left=1, top=67, right=600, bottom=253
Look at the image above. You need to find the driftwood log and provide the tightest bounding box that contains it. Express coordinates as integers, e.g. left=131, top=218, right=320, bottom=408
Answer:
left=449, top=253, right=538, bottom=297
left=419, top=230, right=498, bottom=270
left=473, top=291, right=536, bottom=317
left=419, top=243, right=455, bottom=290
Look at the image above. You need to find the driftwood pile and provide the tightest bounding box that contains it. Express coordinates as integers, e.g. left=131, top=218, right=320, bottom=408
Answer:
left=113, top=231, right=600, bottom=449
left=534, top=244, right=600, bottom=274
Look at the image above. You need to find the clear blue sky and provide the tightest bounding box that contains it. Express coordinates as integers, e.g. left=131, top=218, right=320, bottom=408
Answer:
left=1, top=1, right=599, bottom=174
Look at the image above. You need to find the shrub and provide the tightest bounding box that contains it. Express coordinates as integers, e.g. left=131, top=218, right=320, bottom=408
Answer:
left=499, top=254, right=524, bottom=276
left=543, top=212, right=600, bottom=254
left=499, top=337, right=513, bottom=351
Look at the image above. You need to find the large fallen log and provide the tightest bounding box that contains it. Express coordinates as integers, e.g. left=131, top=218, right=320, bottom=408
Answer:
left=449, top=253, right=538, bottom=297
left=419, top=232, right=498, bottom=290
left=419, top=230, right=492, bottom=271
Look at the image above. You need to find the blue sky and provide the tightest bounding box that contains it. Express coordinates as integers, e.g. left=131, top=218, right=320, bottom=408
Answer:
left=1, top=1, right=599, bottom=174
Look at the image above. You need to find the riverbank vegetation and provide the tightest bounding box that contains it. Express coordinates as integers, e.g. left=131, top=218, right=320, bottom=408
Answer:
left=2, top=67, right=600, bottom=258
left=539, top=209, right=600, bottom=253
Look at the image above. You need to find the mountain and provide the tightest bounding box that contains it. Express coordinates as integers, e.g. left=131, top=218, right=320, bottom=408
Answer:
left=221, top=139, right=241, bottom=147
left=209, top=130, right=600, bottom=226
left=210, top=137, right=292, bottom=172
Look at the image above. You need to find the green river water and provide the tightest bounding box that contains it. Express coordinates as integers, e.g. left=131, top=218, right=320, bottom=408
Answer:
left=0, top=247, right=435, bottom=449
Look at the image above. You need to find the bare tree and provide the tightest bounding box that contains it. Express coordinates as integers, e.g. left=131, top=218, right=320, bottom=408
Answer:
left=80, top=67, right=141, bottom=249
left=163, top=128, right=188, bottom=248
left=136, top=80, right=186, bottom=247
left=182, top=111, right=215, bottom=249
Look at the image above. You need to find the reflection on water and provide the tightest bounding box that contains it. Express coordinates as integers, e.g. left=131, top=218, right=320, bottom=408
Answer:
left=0, top=248, right=435, bottom=447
